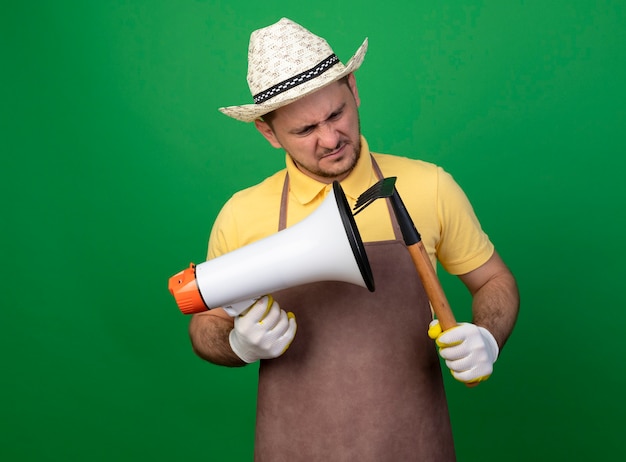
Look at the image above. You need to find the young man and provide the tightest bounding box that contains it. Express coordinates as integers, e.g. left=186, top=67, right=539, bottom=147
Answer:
left=189, top=18, right=519, bottom=461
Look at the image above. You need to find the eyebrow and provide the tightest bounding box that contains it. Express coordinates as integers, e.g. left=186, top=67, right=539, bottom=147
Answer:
left=289, top=102, right=346, bottom=135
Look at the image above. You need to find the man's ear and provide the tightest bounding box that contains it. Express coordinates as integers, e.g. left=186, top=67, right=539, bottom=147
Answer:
left=347, top=73, right=360, bottom=108
left=254, top=119, right=282, bottom=148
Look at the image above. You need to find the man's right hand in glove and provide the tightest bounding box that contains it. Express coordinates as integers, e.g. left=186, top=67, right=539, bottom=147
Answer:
left=229, top=295, right=297, bottom=363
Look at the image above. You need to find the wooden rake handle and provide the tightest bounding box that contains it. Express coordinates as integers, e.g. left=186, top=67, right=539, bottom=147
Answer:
left=408, top=241, right=481, bottom=387
left=406, top=242, right=457, bottom=331
left=387, top=189, right=457, bottom=331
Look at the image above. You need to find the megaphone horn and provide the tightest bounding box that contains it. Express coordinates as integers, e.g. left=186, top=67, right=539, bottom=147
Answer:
left=168, top=181, right=374, bottom=317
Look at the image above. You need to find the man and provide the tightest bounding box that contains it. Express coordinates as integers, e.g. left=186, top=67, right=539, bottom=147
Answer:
left=189, top=18, right=519, bottom=461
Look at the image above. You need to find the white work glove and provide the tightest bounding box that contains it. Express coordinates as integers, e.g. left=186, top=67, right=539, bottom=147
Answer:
left=229, top=295, right=297, bottom=363
left=428, top=320, right=499, bottom=384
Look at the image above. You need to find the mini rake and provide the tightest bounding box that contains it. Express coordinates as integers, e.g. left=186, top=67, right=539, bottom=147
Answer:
left=353, top=177, right=398, bottom=215
left=354, top=177, right=457, bottom=332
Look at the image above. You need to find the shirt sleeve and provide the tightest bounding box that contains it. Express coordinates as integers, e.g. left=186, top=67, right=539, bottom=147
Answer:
left=207, top=198, right=239, bottom=260
left=435, top=167, right=494, bottom=275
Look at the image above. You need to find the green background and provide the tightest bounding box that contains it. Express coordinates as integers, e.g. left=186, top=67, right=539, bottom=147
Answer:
left=2, top=1, right=625, bottom=460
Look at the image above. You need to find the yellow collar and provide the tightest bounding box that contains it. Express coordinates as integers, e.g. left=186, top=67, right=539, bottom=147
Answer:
left=285, top=136, right=376, bottom=204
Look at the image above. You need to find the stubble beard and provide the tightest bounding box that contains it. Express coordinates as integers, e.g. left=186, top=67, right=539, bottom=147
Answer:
left=317, top=137, right=361, bottom=180
left=293, top=119, right=363, bottom=181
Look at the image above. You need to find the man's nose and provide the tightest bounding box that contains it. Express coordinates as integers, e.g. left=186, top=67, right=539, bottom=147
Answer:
left=317, top=123, right=340, bottom=150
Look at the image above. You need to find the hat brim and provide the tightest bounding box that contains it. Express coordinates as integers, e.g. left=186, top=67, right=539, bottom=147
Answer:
left=219, top=38, right=368, bottom=123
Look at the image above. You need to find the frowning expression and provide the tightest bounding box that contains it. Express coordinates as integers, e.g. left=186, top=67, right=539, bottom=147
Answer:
left=255, top=74, right=362, bottom=183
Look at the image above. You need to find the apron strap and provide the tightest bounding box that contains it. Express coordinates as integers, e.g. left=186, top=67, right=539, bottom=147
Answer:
left=279, top=172, right=290, bottom=232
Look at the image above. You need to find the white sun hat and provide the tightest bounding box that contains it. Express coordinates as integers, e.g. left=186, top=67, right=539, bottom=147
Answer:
left=219, top=18, right=368, bottom=122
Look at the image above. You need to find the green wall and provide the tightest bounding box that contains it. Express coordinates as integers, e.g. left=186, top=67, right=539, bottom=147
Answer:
left=2, top=1, right=624, bottom=460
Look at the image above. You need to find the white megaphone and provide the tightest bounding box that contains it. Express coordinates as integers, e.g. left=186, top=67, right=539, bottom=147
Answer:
left=168, top=181, right=375, bottom=317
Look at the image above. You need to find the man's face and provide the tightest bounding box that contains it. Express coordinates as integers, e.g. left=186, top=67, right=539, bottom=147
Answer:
left=255, top=74, right=362, bottom=183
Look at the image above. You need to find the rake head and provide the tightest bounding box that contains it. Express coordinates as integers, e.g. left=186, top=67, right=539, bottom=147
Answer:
left=353, top=177, right=397, bottom=215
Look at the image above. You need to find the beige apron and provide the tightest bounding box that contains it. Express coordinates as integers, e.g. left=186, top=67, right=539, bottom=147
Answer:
left=254, top=161, right=455, bottom=461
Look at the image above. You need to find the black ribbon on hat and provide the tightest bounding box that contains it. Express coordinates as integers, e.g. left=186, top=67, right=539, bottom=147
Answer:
left=253, top=54, right=339, bottom=104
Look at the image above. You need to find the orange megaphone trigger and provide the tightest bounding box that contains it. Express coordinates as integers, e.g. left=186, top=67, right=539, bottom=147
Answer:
left=168, top=263, right=208, bottom=314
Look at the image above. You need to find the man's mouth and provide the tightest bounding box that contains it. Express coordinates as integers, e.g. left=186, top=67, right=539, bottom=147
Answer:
left=320, top=143, right=347, bottom=160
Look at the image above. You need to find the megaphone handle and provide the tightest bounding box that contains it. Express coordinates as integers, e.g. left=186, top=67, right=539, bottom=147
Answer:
left=223, top=297, right=262, bottom=317
left=406, top=241, right=457, bottom=331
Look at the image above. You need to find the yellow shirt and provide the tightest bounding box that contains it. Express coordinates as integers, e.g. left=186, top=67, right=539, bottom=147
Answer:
left=208, top=137, right=494, bottom=275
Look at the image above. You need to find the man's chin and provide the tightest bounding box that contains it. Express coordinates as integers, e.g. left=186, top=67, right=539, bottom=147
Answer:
left=319, top=154, right=359, bottom=179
